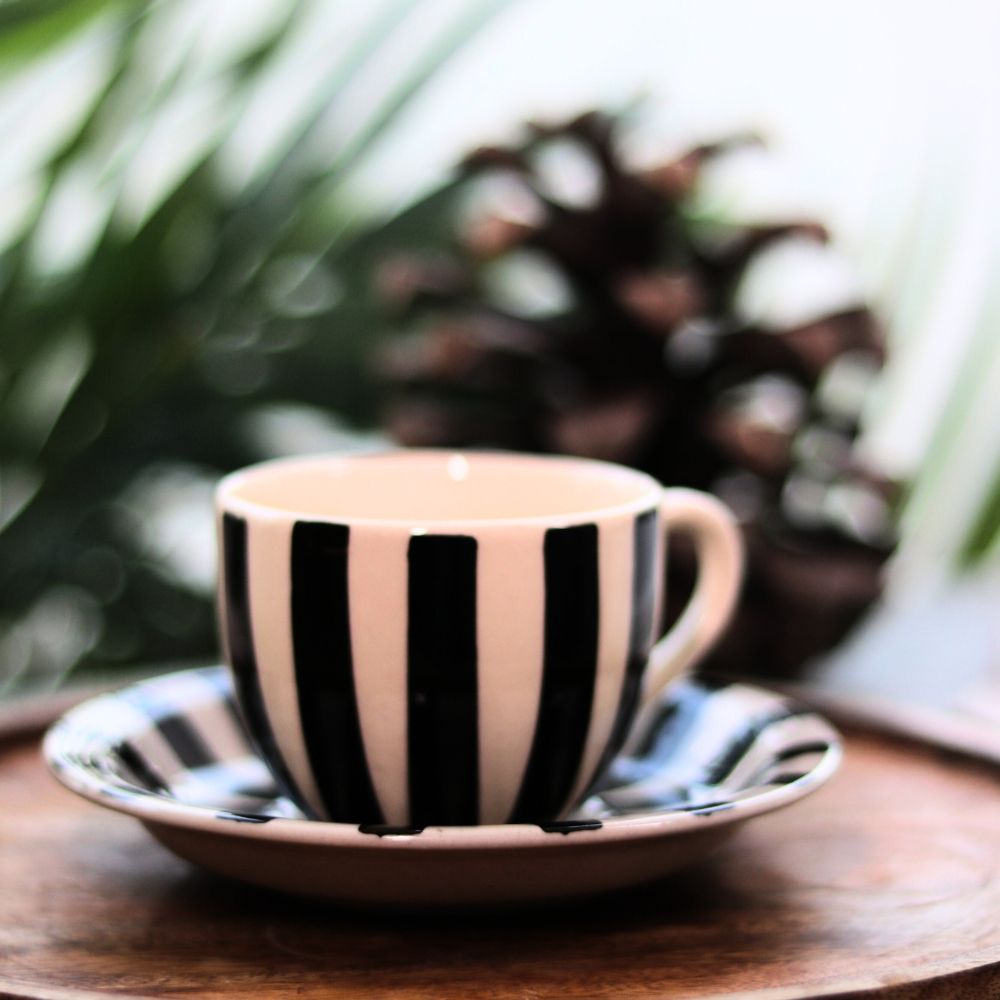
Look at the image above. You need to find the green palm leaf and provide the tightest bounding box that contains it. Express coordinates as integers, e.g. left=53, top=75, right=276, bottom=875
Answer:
left=0, top=0, right=511, bottom=696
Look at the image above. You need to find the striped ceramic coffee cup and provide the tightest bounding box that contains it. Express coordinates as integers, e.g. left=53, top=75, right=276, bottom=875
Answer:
left=217, top=450, right=743, bottom=827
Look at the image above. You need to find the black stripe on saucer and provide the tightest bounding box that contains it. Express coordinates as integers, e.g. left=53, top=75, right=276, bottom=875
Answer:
left=154, top=713, right=216, bottom=770
left=114, top=740, right=170, bottom=794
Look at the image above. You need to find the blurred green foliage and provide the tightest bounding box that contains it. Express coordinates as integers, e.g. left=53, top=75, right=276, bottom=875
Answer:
left=0, top=0, right=506, bottom=694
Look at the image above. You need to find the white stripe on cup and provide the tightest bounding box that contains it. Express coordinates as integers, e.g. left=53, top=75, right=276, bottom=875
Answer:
left=348, top=527, right=410, bottom=825
left=476, top=526, right=547, bottom=825
left=246, top=516, right=325, bottom=818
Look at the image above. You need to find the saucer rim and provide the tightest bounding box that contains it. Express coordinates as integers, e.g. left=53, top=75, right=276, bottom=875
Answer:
left=43, top=667, right=841, bottom=852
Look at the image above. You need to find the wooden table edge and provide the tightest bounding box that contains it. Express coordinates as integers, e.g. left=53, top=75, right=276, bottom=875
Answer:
left=0, top=985, right=151, bottom=1000
left=699, top=960, right=1000, bottom=1000
left=3, top=944, right=1000, bottom=1000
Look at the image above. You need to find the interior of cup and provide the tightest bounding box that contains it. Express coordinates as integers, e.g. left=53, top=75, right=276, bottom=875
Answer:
left=219, top=450, right=661, bottom=524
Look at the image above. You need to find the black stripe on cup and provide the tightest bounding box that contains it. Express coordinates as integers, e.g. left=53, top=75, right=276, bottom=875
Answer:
left=581, top=509, right=658, bottom=793
left=509, top=523, right=599, bottom=824
left=291, top=521, right=384, bottom=824
left=407, top=534, right=479, bottom=826
left=221, top=513, right=302, bottom=804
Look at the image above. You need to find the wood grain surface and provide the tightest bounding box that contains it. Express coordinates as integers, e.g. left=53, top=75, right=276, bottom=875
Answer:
left=4, top=714, right=1000, bottom=999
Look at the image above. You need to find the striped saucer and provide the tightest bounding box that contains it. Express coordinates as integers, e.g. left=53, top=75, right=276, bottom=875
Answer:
left=44, top=667, right=840, bottom=909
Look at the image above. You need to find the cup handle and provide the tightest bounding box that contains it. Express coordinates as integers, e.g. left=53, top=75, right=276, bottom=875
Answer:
left=639, top=488, right=744, bottom=714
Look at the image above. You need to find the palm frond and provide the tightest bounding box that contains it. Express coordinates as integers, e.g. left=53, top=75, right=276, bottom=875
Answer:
left=0, top=0, right=511, bottom=696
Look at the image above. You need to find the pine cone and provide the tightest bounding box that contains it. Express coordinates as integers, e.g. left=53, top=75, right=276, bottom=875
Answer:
left=375, top=110, right=896, bottom=679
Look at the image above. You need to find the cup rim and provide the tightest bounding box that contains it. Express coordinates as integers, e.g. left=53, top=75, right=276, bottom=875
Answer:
left=216, top=449, right=663, bottom=529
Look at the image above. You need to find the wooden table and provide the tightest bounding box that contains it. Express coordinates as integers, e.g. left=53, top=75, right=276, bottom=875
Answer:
left=3, top=702, right=1000, bottom=999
